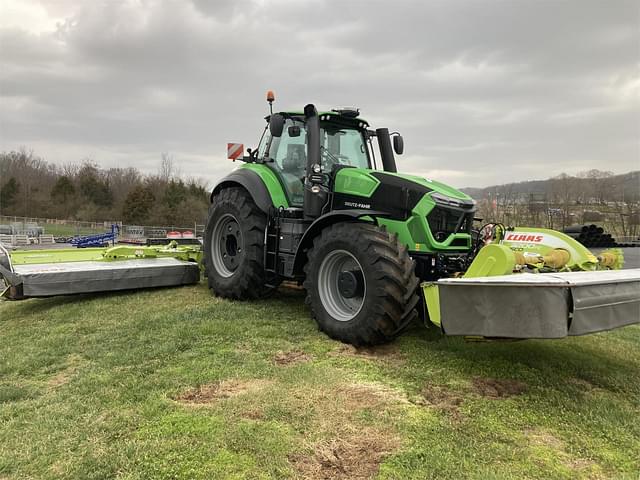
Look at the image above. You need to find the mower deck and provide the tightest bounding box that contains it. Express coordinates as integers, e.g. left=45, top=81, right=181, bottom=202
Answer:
left=428, top=268, right=640, bottom=338
left=2, top=258, right=200, bottom=299
left=0, top=243, right=202, bottom=300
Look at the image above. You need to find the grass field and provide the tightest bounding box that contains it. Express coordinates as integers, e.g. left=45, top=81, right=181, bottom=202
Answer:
left=41, top=224, right=105, bottom=238
left=1, top=283, right=639, bottom=479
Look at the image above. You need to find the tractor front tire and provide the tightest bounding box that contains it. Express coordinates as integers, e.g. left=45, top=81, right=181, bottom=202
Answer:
left=204, top=187, right=273, bottom=299
left=304, top=222, right=419, bottom=346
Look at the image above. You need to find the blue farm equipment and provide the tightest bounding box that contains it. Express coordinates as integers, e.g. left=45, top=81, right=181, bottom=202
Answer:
left=71, top=224, right=119, bottom=248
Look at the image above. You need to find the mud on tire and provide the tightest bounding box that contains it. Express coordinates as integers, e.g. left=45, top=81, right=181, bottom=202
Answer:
left=303, top=222, right=419, bottom=346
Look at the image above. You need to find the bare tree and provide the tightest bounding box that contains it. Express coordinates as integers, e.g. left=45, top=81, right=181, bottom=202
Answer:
left=159, top=152, right=181, bottom=182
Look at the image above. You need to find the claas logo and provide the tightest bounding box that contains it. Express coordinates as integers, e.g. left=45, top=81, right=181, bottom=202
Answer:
left=505, top=233, right=544, bottom=243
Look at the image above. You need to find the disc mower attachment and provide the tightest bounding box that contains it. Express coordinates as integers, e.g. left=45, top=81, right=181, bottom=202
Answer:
left=424, top=269, right=640, bottom=338
left=0, top=243, right=201, bottom=300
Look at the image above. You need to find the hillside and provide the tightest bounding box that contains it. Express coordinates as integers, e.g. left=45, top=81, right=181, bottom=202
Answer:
left=462, top=171, right=640, bottom=202
left=461, top=171, right=640, bottom=236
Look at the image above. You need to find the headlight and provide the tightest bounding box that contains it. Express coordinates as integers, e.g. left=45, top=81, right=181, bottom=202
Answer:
left=431, top=192, right=475, bottom=208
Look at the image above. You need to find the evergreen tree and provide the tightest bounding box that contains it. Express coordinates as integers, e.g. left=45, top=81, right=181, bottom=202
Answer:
left=51, top=175, right=76, bottom=203
left=0, top=177, right=19, bottom=210
left=122, top=185, right=156, bottom=224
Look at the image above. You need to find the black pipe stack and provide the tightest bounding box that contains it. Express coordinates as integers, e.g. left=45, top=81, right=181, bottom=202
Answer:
left=562, top=224, right=625, bottom=248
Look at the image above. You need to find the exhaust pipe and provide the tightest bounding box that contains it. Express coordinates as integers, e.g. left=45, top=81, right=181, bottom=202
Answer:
left=304, top=104, right=320, bottom=171
left=303, top=104, right=327, bottom=219
left=376, top=128, right=397, bottom=173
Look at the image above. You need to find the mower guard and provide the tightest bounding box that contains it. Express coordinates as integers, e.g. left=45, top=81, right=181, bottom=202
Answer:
left=424, top=268, right=640, bottom=338
left=1, top=258, right=200, bottom=299
left=0, top=244, right=201, bottom=300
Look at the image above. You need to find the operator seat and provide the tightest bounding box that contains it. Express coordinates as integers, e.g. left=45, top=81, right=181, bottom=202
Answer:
left=281, top=144, right=306, bottom=204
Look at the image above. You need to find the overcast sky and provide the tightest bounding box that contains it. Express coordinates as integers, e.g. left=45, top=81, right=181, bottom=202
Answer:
left=0, top=0, right=638, bottom=189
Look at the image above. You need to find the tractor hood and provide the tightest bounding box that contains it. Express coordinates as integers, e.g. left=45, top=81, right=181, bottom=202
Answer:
left=385, top=172, right=474, bottom=205
left=332, top=168, right=475, bottom=221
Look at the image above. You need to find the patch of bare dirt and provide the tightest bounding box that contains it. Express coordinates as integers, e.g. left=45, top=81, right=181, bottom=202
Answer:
left=330, top=344, right=405, bottom=363
left=565, top=458, right=598, bottom=472
left=285, top=382, right=407, bottom=424
left=273, top=349, right=312, bottom=366
left=290, top=427, right=400, bottom=480
left=337, top=382, right=408, bottom=410
left=288, top=381, right=406, bottom=479
left=241, top=408, right=265, bottom=420
left=418, top=384, right=465, bottom=422
left=174, top=379, right=272, bottom=404
left=48, top=370, right=74, bottom=389
left=472, top=377, right=528, bottom=398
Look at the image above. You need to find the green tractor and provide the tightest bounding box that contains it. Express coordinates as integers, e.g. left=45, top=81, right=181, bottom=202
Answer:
left=204, top=94, right=638, bottom=346
left=204, top=96, right=477, bottom=345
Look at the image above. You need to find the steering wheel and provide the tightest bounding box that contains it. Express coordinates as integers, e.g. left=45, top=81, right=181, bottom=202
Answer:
left=321, top=148, right=349, bottom=170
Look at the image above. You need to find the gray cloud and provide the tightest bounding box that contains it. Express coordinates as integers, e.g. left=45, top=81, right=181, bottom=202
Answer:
left=0, top=0, right=638, bottom=188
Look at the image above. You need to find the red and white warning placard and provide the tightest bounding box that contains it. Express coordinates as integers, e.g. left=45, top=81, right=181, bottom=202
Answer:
left=227, top=143, right=244, bottom=161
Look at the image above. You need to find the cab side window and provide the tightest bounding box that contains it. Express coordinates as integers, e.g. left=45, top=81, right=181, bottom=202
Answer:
left=267, top=120, right=307, bottom=206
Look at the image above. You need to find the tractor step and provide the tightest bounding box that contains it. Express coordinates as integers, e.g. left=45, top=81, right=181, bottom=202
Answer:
left=423, top=268, right=640, bottom=338
left=264, top=207, right=282, bottom=287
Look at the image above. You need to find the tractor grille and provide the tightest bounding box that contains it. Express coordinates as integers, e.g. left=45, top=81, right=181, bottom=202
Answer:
left=427, top=206, right=473, bottom=242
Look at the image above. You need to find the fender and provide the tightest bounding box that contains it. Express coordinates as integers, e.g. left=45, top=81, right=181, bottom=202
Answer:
left=211, top=168, right=281, bottom=213
left=292, top=209, right=386, bottom=276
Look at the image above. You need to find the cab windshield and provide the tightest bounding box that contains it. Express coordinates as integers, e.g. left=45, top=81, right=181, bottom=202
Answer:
left=320, top=125, right=369, bottom=171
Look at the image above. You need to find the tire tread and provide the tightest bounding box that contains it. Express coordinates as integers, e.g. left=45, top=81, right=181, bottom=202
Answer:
left=303, top=222, right=420, bottom=345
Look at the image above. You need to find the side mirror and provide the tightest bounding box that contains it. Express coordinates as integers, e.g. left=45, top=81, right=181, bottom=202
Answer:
left=393, top=135, right=404, bottom=155
left=269, top=114, right=285, bottom=137
left=288, top=125, right=301, bottom=137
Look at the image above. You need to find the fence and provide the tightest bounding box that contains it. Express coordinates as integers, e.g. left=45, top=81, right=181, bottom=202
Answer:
left=119, top=224, right=205, bottom=243
left=0, top=215, right=112, bottom=237
left=0, top=215, right=205, bottom=244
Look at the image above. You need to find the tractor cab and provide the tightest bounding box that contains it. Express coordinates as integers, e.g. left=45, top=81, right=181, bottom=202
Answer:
left=257, top=110, right=373, bottom=207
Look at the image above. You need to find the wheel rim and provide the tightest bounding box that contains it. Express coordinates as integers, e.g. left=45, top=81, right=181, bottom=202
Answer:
left=211, top=213, right=244, bottom=278
left=317, top=249, right=365, bottom=322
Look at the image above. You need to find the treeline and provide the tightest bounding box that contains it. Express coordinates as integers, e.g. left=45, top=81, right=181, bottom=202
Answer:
left=0, top=150, right=210, bottom=227
left=465, top=170, right=640, bottom=237
left=463, top=170, right=639, bottom=205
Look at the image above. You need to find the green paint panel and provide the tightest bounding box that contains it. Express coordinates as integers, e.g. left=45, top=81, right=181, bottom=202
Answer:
left=10, top=248, right=107, bottom=264
left=239, top=164, right=289, bottom=208
left=376, top=218, right=416, bottom=247
left=405, top=196, right=472, bottom=252
left=333, top=169, right=380, bottom=197
left=463, top=244, right=516, bottom=278
left=9, top=243, right=202, bottom=265
left=374, top=194, right=473, bottom=253
left=422, top=283, right=441, bottom=327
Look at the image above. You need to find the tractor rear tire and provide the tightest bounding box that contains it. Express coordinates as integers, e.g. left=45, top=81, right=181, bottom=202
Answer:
left=303, top=222, right=419, bottom=346
left=204, top=187, right=274, bottom=299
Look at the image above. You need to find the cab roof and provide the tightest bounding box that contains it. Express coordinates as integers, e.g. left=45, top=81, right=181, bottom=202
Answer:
left=266, top=110, right=370, bottom=127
